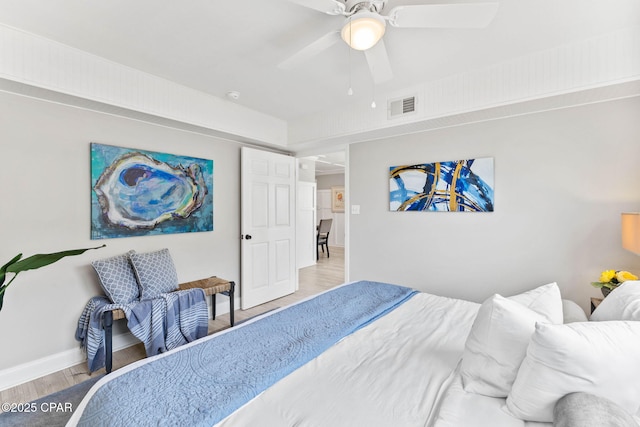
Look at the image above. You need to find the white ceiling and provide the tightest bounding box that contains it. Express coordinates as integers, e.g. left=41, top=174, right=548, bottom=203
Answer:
left=306, top=151, right=346, bottom=175
left=0, top=0, right=638, bottom=124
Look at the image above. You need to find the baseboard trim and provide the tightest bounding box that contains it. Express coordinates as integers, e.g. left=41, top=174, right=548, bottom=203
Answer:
left=0, top=332, right=139, bottom=392
left=0, top=297, right=240, bottom=392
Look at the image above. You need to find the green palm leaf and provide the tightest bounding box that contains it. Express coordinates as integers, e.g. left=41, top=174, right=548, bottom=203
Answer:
left=0, top=254, right=24, bottom=311
left=5, top=245, right=104, bottom=273
left=1, top=253, right=23, bottom=284
left=0, top=245, right=105, bottom=312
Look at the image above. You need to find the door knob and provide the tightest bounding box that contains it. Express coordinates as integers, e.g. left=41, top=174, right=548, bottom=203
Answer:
left=244, top=234, right=252, bottom=240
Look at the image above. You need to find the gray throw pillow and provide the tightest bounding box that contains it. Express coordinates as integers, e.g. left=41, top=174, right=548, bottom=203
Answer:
left=554, top=392, right=639, bottom=427
left=129, top=248, right=179, bottom=300
left=91, top=251, right=139, bottom=304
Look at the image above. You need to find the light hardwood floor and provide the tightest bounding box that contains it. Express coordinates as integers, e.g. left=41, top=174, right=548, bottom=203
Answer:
left=0, top=247, right=344, bottom=405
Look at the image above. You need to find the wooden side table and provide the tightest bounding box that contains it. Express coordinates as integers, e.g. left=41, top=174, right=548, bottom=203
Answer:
left=590, top=297, right=603, bottom=314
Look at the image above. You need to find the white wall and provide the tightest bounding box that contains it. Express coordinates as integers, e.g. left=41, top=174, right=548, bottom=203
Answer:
left=316, top=173, right=344, bottom=190
left=0, top=91, right=241, bottom=375
left=349, top=96, right=640, bottom=313
left=2, top=89, right=639, bottom=384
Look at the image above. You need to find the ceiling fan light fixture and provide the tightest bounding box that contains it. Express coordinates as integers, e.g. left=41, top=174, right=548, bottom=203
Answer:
left=341, top=12, right=386, bottom=51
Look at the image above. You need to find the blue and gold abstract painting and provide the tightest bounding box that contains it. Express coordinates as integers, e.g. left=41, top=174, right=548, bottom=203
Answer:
left=390, top=157, right=494, bottom=212
left=91, top=143, right=213, bottom=239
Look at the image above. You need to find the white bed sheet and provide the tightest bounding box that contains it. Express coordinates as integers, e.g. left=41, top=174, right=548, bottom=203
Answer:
left=433, top=369, right=550, bottom=427
left=216, top=293, right=480, bottom=427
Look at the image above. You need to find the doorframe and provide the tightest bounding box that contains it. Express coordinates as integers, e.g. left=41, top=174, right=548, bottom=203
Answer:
left=344, top=148, right=350, bottom=282
left=294, top=147, right=349, bottom=281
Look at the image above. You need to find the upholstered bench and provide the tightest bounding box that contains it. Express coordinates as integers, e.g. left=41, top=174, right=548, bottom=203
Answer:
left=102, top=276, right=235, bottom=373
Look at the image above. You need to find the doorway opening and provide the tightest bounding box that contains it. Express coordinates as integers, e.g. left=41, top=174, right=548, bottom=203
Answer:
left=298, top=150, right=346, bottom=286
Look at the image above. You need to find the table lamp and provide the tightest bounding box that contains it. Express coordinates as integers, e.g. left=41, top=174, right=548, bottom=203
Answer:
left=622, top=212, right=640, bottom=255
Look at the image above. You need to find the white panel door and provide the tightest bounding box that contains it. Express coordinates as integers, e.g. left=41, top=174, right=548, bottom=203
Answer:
left=297, top=182, right=316, bottom=268
left=241, top=147, right=296, bottom=309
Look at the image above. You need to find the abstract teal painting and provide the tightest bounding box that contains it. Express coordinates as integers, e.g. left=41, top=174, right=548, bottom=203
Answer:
left=390, top=157, right=494, bottom=212
left=91, top=143, right=213, bottom=239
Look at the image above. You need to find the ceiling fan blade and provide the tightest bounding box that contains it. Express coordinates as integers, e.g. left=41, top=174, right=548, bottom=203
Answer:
left=286, top=0, right=346, bottom=15
left=278, top=31, right=342, bottom=70
left=364, top=39, right=393, bottom=84
left=387, top=3, right=499, bottom=29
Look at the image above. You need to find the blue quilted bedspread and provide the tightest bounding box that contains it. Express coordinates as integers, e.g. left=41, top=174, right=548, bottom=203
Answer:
left=73, top=281, right=417, bottom=426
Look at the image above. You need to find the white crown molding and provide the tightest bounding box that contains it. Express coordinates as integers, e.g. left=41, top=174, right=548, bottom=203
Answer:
left=0, top=24, right=288, bottom=147
left=288, top=26, right=640, bottom=149
left=0, top=22, right=638, bottom=151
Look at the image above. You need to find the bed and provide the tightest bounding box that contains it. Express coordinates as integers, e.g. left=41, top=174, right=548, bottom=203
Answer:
left=66, top=280, right=640, bottom=427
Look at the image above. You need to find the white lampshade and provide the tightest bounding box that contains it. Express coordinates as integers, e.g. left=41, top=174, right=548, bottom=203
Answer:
left=341, top=12, right=386, bottom=51
left=622, top=212, right=640, bottom=255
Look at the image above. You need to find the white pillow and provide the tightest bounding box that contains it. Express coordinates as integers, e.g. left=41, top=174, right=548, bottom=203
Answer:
left=561, top=299, right=588, bottom=323
left=460, top=295, right=550, bottom=397
left=507, top=282, right=563, bottom=324
left=590, top=280, right=640, bottom=321
left=506, top=321, right=640, bottom=422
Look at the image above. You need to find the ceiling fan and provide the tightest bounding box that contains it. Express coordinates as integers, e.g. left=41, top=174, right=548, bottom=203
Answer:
left=280, top=0, right=499, bottom=84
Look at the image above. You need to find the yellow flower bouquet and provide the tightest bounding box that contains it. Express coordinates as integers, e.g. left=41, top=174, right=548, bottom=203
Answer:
left=591, top=270, right=638, bottom=296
